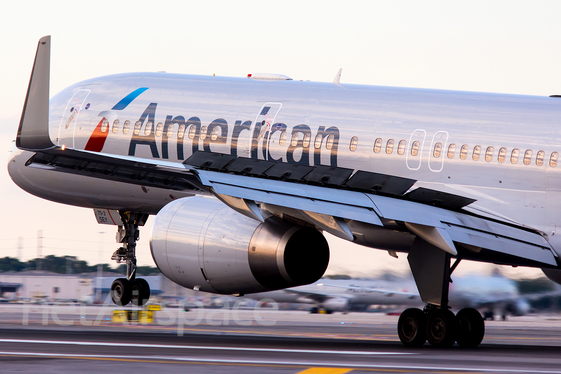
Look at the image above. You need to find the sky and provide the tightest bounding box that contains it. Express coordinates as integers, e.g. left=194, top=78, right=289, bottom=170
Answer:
left=1, top=0, right=561, bottom=279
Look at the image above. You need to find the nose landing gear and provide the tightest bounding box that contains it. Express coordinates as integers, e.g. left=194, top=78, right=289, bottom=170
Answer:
left=109, top=212, right=151, bottom=306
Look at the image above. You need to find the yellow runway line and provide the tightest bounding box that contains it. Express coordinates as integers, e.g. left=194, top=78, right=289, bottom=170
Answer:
left=296, top=368, right=352, bottom=374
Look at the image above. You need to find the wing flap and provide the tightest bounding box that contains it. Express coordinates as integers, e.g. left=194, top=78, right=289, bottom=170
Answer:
left=197, top=170, right=383, bottom=227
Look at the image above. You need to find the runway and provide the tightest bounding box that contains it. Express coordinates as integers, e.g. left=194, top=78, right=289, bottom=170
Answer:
left=0, top=306, right=560, bottom=373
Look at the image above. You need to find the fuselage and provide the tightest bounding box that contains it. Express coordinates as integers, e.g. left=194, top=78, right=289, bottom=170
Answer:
left=8, top=72, right=561, bottom=249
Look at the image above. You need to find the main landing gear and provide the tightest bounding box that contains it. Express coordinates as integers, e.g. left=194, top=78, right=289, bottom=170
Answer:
left=109, top=212, right=151, bottom=306
left=398, top=306, right=485, bottom=348
left=396, top=237, right=485, bottom=348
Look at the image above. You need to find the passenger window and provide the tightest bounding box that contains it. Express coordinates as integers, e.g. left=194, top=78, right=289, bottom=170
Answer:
left=188, top=125, right=197, bottom=139
left=123, top=120, right=130, bottom=134
left=373, top=138, right=382, bottom=153
left=550, top=152, right=559, bottom=167
left=411, top=140, right=420, bottom=156
left=386, top=139, right=394, bottom=154
left=144, top=121, right=153, bottom=136
left=447, top=143, right=456, bottom=159
left=200, top=126, right=208, bottom=140
left=166, top=123, right=175, bottom=138
left=112, top=119, right=120, bottom=134
left=133, top=121, right=142, bottom=135
left=155, top=122, right=163, bottom=137
left=326, top=134, right=334, bottom=150
left=511, top=148, right=519, bottom=164
left=177, top=124, right=186, bottom=139
left=279, top=131, right=287, bottom=146
left=498, top=147, right=506, bottom=163
left=523, top=149, right=532, bottom=165
left=472, top=145, right=481, bottom=161
left=211, top=126, right=220, bottom=141
left=433, top=142, right=442, bottom=158
left=485, top=146, right=494, bottom=162
left=303, top=133, right=311, bottom=148
left=460, top=144, right=468, bottom=160
left=536, top=150, right=545, bottom=166
left=100, top=118, right=109, bottom=133
left=314, top=134, right=322, bottom=149
left=350, top=136, right=358, bottom=152
left=290, top=132, right=299, bottom=147
left=397, top=140, right=406, bottom=155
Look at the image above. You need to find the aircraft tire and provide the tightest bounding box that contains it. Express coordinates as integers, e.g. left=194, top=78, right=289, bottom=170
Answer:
left=456, top=308, right=485, bottom=348
left=426, top=309, right=457, bottom=348
left=111, top=278, right=132, bottom=306
left=397, top=308, right=426, bottom=347
left=131, top=278, right=151, bottom=306
left=310, top=307, right=319, bottom=314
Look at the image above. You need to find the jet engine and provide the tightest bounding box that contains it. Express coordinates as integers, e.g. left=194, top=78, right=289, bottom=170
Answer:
left=150, top=196, right=330, bottom=295
left=322, top=297, right=350, bottom=312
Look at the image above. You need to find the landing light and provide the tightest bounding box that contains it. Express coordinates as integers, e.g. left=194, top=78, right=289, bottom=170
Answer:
left=61, top=145, right=66, bottom=151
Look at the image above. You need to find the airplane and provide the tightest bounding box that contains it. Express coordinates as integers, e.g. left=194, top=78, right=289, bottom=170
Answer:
left=8, top=35, right=561, bottom=348
left=247, top=275, right=530, bottom=319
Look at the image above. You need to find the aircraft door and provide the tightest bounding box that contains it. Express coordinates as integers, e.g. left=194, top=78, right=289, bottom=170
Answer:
left=243, top=103, right=282, bottom=159
left=428, top=131, right=449, bottom=172
left=406, top=129, right=426, bottom=170
left=57, top=89, right=91, bottom=148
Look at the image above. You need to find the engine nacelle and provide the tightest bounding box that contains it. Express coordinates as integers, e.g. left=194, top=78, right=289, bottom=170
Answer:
left=150, top=196, right=330, bottom=295
left=322, top=297, right=350, bottom=312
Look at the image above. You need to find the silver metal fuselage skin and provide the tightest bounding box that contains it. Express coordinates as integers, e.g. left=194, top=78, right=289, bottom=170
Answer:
left=8, top=72, right=561, bottom=252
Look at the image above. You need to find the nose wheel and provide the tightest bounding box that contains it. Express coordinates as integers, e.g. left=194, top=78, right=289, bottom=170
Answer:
left=109, top=212, right=151, bottom=306
left=111, top=278, right=151, bottom=306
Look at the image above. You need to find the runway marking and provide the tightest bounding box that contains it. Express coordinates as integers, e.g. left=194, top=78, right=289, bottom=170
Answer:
left=296, top=369, right=352, bottom=374
left=0, top=351, right=561, bottom=373
left=0, top=338, right=411, bottom=356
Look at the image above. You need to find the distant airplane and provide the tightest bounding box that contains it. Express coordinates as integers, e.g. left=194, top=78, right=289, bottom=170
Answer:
left=248, top=275, right=530, bottom=319
left=9, top=35, right=561, bottom=348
